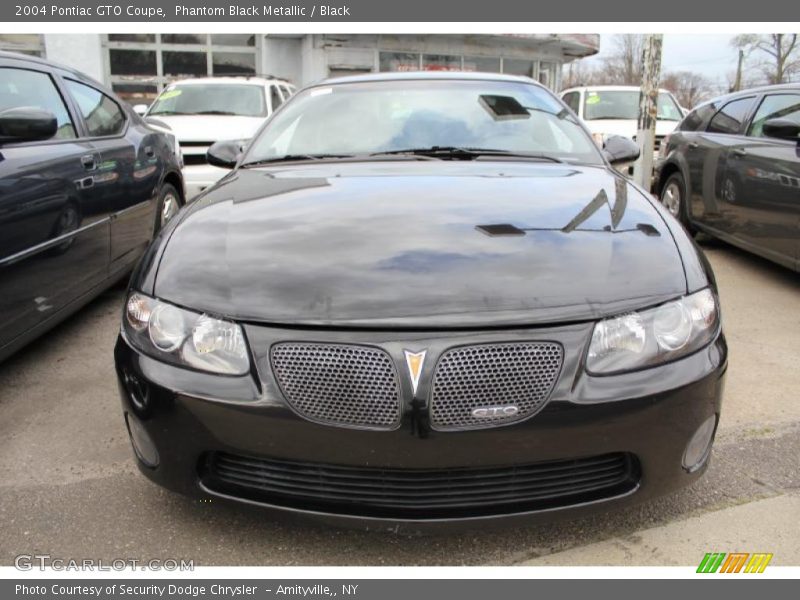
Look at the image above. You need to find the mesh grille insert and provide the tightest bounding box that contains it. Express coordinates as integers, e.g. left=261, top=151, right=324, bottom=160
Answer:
left=430, top=342, right=563, bottom=430
left=270, top=343, right=401, bottom=429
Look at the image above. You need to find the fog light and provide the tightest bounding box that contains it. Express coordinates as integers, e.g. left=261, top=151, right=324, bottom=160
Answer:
left=122, top=368, right=150, bottom=412
left=125, top=412, right=159, bottom=468
left=683, top=415, right=717, bottom=472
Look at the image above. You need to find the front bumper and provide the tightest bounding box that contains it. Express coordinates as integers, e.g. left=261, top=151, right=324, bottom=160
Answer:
left=114, top=322, right=727, bottom=531
left=181, top=162, right=230, bottom=201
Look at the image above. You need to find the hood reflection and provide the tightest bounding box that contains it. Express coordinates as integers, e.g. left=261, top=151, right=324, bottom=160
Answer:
left=155, top=163, right=684, bottom=327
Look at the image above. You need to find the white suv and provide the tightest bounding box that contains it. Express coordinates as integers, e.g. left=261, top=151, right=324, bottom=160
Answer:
left=143, top=77, right=295, bottom=199
left=560, top=85, right=684, bottom=156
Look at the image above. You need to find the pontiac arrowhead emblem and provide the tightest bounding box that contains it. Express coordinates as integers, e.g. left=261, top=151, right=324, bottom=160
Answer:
left=403, top=350, right=427, bottom=395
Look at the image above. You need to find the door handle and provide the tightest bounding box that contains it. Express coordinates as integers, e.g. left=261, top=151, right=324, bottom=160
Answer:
left=688, top=142, right=699, bottom=149
left=76, top=176, right=94, bottom=190
left=732, top=148, right=747, bottom=157
left=81, top=154, right=97, bottom=170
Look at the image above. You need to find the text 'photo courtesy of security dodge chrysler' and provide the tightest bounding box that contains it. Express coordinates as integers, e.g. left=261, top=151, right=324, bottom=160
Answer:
left=115, top=72, right=727, bottom=530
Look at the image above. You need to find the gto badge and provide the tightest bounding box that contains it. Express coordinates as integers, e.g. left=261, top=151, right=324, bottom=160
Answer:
left=403, top=350, right=427, bottom=395
left=472, top=405, right=520, bottom=419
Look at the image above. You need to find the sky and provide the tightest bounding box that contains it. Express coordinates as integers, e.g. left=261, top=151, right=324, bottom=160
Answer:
left=581, top=34, right=740, bottom=94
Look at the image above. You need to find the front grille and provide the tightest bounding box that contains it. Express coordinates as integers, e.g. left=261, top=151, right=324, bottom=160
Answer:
left=181, top=154, right=208, bottom=166
left=270, top=343, right=401, bottom=429
left=203, top=452, right=638, bottom=519
left=430, top=342, right=563, bottom=430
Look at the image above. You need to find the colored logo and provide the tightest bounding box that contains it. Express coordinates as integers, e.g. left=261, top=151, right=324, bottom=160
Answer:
left=403, top=350, right=427, bottom=395
left=697, top=552, right=773, bottom=573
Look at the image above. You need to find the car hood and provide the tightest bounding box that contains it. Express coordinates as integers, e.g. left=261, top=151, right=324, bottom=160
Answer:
left=144, top=114, right=265, bottom=152
left=152, top=162, right=688, bottom=328
left=584, top=119, right=679, bottom=139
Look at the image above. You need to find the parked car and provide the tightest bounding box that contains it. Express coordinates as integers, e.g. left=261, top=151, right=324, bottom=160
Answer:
left=115, top=72, right=726, bottom=530
left=0, top=51, right=185, bottom=362
left=142, top=76, right=295, bottom=199
left=656, top=84, right=800, bottom=272
left=560, top=85, right=685, bottom=157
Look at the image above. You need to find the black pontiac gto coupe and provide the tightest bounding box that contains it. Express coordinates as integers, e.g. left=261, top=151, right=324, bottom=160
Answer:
left=115, top=72, right=727, bottom=528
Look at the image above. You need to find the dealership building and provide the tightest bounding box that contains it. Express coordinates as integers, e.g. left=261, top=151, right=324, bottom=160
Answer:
left=0, top=33, right=599, bottom=103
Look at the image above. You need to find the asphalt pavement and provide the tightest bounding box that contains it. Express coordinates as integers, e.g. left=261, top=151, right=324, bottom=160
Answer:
left=1, top=238, right=798, bottom=566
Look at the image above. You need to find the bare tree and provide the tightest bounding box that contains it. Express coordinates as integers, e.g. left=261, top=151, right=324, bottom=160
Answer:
left=562, top=60, right=602, bottom=88
left=732, top=34, right=800, bottom=84
left=603, top=34, right=646, bottom=85
left=660, top=70, right=713, bottom=108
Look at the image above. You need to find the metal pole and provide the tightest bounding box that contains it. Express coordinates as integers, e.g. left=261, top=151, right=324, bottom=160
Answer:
left=733, top=49, right=744, bottom=92
left=632, top=34, right=663, bottom=190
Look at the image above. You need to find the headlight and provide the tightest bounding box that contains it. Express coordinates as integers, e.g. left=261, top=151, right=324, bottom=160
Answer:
left=587, top=288, right=719, bottom=375
left=123, top=292, right=249, bottom=375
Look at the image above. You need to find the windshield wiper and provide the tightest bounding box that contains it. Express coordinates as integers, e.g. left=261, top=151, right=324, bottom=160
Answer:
left=370, top=146, right=565, bottom=163
left=148, top=110, right=191, bottom=116
left=240, top=153, right=356, bottom=167
left=195, top=110, right=239, bottom=116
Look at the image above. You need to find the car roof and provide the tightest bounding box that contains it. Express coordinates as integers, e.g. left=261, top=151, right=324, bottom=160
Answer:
left=0, top=49, right=103, bottom=87
left=560, top=85, right=674, bottom=94
left=312, top=70, right=546, bottom=88
left=169, top=76, right=292, bottom=87
left=694, top=82, right=800, bottom=110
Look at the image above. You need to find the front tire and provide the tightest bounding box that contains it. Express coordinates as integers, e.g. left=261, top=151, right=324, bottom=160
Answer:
left=660, top=172, right=695, bottom=235
left=155, top=183, right=181, bottom=233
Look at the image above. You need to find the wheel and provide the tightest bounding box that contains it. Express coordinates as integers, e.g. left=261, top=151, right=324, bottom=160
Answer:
left=48, top=203, right=80, bottom=255
left=660, top=171, right=695, bottom=234
left=155, top=183, right=181, bottom=232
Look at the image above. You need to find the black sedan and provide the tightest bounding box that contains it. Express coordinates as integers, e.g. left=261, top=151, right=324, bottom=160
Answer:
left=115, top=73, right=726, bottom=528
left=656, top=84, right=800, bottom=271
left=0, top=51, right=185, bottom=362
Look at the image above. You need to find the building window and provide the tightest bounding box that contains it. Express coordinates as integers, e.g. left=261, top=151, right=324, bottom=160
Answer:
left=104, top=33, right=259, bottom=105
left=0, top=34, right=44, bottom=57
left=161, top=34, right=206, bottom=45
left=376, top=50, right=558, bottom=90
left=210, top=34, right=255, bottom=47
left=163, top=51, right=207, bottom=77
left=463, top=56, right=501, bottom=73
left=213, top=52, right=256, bottom=75
left=379, top=52, right=420, bottom=72
left=538, top=62, right=555, bottom=88
left=503, top=59, right=535, bottom=78
left=109, top=49, right=157, bottom=76
left=108, top=34, right=155, bottom=43
left=422, top=54, right=462, bottom=71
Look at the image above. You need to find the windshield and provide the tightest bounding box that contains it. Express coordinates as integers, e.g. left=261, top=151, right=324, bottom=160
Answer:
left=149, top=84, right=266, bottom=117
left=244, top=79, right=604, bottom=165
left=584, top=90, right=683, bottom=121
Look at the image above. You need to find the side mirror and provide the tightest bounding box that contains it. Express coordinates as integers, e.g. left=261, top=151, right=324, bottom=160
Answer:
left=0, top=107, right=58, bottom=142
left=762, top=118, right=800, bottom=141
left=602, top=134, right=641, bottom=165
left=143, top=116, right=173, bottom=134
left=133, top=104, right=149, bottom=116
left=207, top=139, right=243, bottom=169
